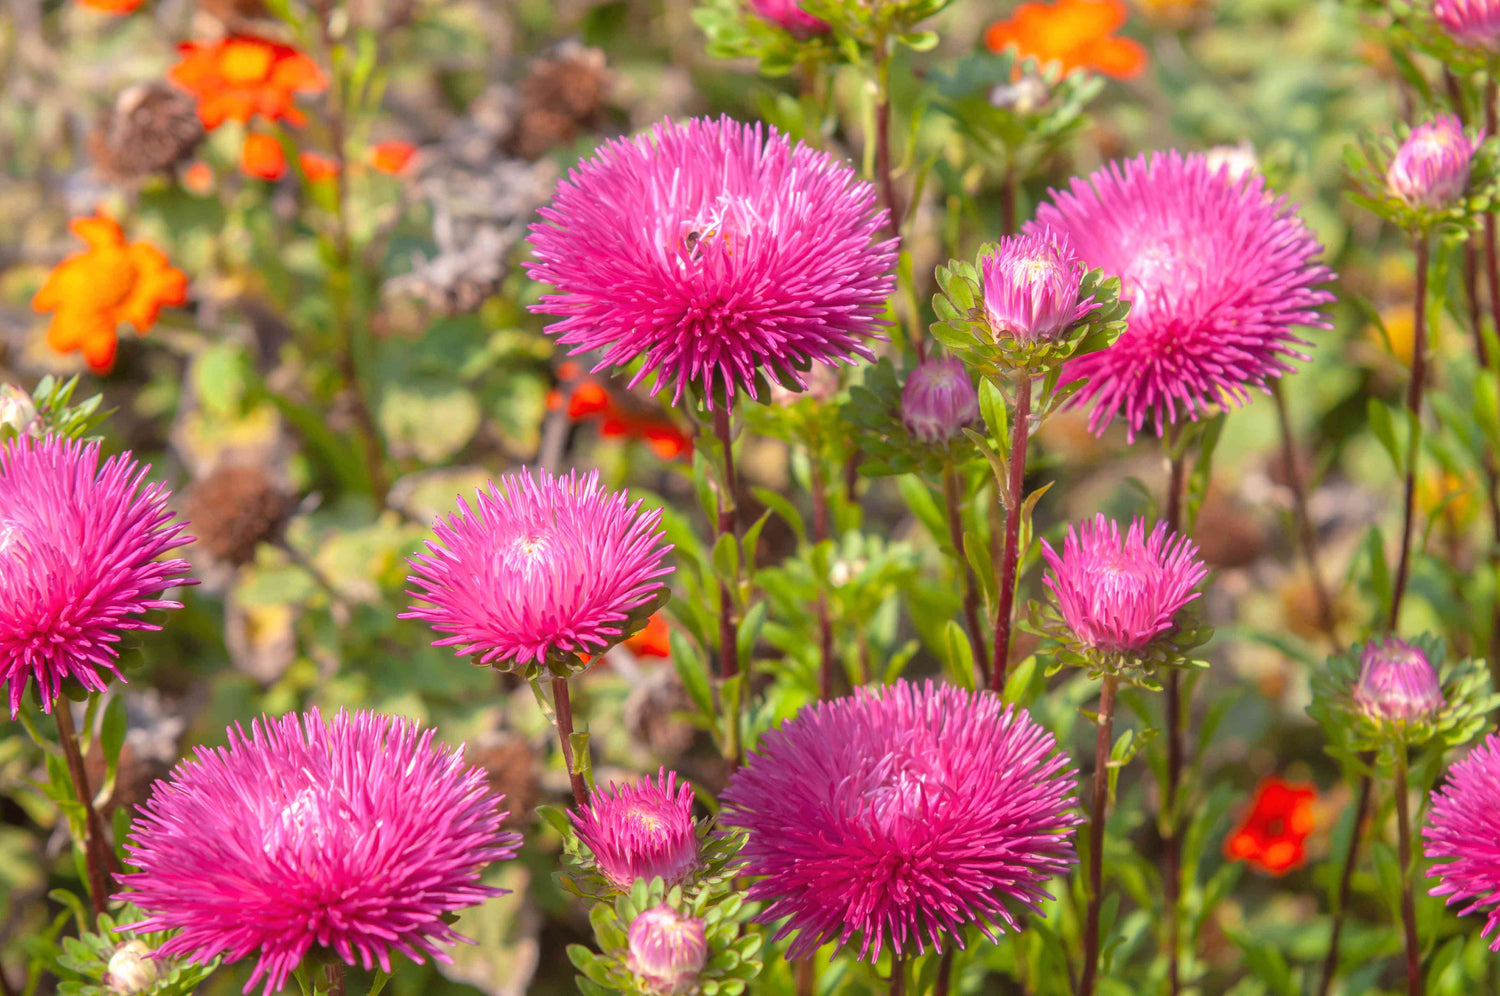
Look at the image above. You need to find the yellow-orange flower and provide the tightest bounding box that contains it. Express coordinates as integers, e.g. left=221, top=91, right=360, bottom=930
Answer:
left=984, top=0, right=1147, bottom=80
left=32, top=217, right=187, bottom=372
left=169, top=36, right=325, bottom=129
left=369, top=140, right=417, bottom=175
left=241, top=133, right=287, bottom=180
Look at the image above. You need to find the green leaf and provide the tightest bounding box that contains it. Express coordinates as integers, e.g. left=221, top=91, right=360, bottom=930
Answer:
left=670, top=629, right=714, bottom=717
left=944, top=620, right=977, bottom=690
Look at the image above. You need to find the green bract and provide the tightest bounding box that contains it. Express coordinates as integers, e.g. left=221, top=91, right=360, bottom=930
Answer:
left=1345, top=124, right=1500, bottom=238
left=546, top=805, right=748, bottom=904
left=1024, top=597, right=1213, bottom=690
left=54, top=910, right=218, bottom=996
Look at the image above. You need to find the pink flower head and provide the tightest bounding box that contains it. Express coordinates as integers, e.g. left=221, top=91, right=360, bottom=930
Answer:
left=527, top=117, right=896, bottom=408
left=901, top=357, right=979, bottom=443
left=720, top=680, right=1081, bottom=961
left=1434, top=0, right=1500, bottom=52
left=1353, top=637, right=1443, bottom=723
left=1041, top=514, right=1207, bottom=654
left=749, top=0, right=829, bottom=36
left=573, top=767, right=698, bottom=891
left=981, top=229, right=1095, bottom=344
left=626, top=906, right=708, bottom=996
left=0, top=435, right=193, bottom=717
left=118, top=709, right=522, bottom=994
left=1387, top=114, right=1482, bottom=210
left=403, top=468, right=672, bottom=673
left=1425, top=733, right=1500, bottom=948
left=1031, top=151, right=1334, bottom=440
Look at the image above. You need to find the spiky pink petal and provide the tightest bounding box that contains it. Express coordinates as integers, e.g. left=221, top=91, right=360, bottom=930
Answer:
left=980, top=228, right=1096, bottom=344
left=1425, top=734, right=1500, bottom=948
left=574, top=768, right=699, bottom=891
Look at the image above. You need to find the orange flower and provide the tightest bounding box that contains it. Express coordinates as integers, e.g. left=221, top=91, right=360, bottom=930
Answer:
left=550, top=377, right=694, bottom=460
left=370, top=140, right=417, bottom=175
left=32, top=216, right=187, bottom=373
left=298, top=151, right=340, bottom=182
left=624, top=613, right=672, bottom=660
left=170, top=36, right=325, bottom=129
left=77, top=0, right=145, bottom=12
left=241, top=133, right=286, bottom=180
left=984, top=0, right=1147, bottom=80
left=182, top=160, right=214, bottom=195
left=1224, top=777, right=1318, bottom=876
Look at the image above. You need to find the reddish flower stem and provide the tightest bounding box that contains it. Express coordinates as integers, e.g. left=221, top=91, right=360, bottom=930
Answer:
left=1317, top=773, right=1374, bottom=996
left=1393, top=751, right=1424, bottom=996
left=713, top=404, right=745, bottom=767
left=811, top=455, right=837, bottom=700
left=991, top=374, right=1032, bottom=691
left=1389, top=234, right=1430, bottom=632
left=944, top=464, right=988, bottom=682
left=55, top=704, right=116, bottom=916
left=1079, top=675, right=1120, bottom=996
left=934, top=949, right=955, bottom=996
left=1162, top=445, right=1187, bottom=996
left=552, top=677, right=589, bottom=808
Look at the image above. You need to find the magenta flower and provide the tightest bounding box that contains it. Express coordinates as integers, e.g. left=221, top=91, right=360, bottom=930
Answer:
left=1353, top=637, right=1443, bottom=723
left=1041, top=514, right=1207, bottom=655
left=0, top=435, right=193, bottom=717
left=526, top=116, right=896, bottom=408
left=574, top=767, right=698, bottom=891
left=403, top=468, right=672, bottom=674
left=1434, top=0, right=1500, bottom=51
left=981, top=229, right=1095, bottom=344
left=119, top=709, right=522, bottom=994
left=1031, top=151, right=1334, bottom=440
left=749, top=0, right=829, bottom=36
left=901, top=357, right=979, bottom=443
left=720, top=680, right=1080, bottom=960
left=1425, top=733, right=1500, bottom=948
left=1387, top=114, right=1482, bottom=210
left=626, top=906, right=709, bottom=996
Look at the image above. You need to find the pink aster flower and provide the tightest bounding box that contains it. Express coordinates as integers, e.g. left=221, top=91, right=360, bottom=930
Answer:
left=1425, top=733, right=1500, bottom=948
left=749, top=0, right=829, bottom=35
left=573, top=767, right=698, bottom=891
left=981, top=229, right=1095, bottom=345
left=1387, top=114, right=1482, bottom=210
left=119, top=709, right=522, bottom=994
left=1434, top=0, right=1500, bottom=51
left=901, top=357, right=979, bottom=443
left=1031, top=151, right=1334, bottom=440
left=720, top=680, right=1081, bottom=960
left=403, top=468, right=672, bottom=673
left=1041, top=514, right=1207, bottom=654
left=526, top=116, right=896, bottom=408
left=626, top=906, right=709, bottom=996
left=0, top=434, right=193, bottom=717
left=1353, top=637, right=1443, bottom=723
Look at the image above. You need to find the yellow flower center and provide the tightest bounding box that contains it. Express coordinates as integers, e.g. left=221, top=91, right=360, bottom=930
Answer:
left=219, top=40, right=275, bottom=86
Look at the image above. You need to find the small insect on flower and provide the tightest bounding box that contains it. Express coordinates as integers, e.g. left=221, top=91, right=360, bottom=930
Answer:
left=1425, top=734, right=1500, bottom=947
left=1434, top=0, right=1500, bottom=53
left=1040, top=514, right=1207, bottom=656
left=118, top=709, right=523, bottom=995
left=573, top=768, right=699, bottom=892
left=747, top=0, right=829, bottom=36
left=626, top=906, right=709, bottom=996
left=980, top=229, right=1096, bottom=346
left=0, top=435, right=194, bottom=717
left=32, top=216, right=188, bottom=372
left=900, top=357, right=979, bottom=444
left=170, top=36, right=326, bottom=129
left=527, top=116, right=896, bottom=409
left=1224, top=777, right=1318, bottom=876
left=1032, top=151, right=1334, bottom=440
left=1353, top=637, right=1444, bottom=724
left=1386, top=114, right=1482, bottom=211
left=721, top=680, right=1081, bottom=961
left=403, top=468, right=672, bottom=677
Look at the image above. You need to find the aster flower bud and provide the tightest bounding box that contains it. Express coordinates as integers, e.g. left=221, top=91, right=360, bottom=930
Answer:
left=0, top=385, right=37, bottom=437
left=900, top=358, right=979, bottom=444
left=1434, top=0, right=1500, bottom=52
left=626, top=906, right=708, bottom=996
left=990, top=73, right=1050, bottom=114
left=981, top=230, right=1092, bottom=345
left=1386, top=115, right=1482, bottom=210
left=1353, top=638, right=1444, bottom=723
left=1204, top=141, right=1258, bottom=183
left=573, top=768, right=698, bottom=892
left=748, top=0, right=829, bottom=36
left=105, top=941, right=160, bottom=996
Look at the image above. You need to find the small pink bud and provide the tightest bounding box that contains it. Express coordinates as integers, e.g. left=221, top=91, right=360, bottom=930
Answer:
left=748, top=0, right=829, bottom=36
left=627, top=906, right=708, bottom=996
left=1386, top=115, right=1482, bottom=210
left=105, top=941, right=159, bottom=996
left=1353, top=638, right=1443, bottom=723
left=900, top=358, right=978, bottom=444
left=981, top=230, right=1093, bottom=344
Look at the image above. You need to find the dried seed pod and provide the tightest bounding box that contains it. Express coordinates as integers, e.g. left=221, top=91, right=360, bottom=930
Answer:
left=90, top=82, right=204, bottom=184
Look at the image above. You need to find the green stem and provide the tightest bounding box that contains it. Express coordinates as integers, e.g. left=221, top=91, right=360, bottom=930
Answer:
left=990, top=372, right=1032, bottom=691
left=54, top=703, right=115, bottom=917
left=1389, top=234, right=1431, bottom=631
left=713, top=404, right=744, bottom=766
left=1079, top=675, right=1120, bottom=996
left=552, top=677, right=589, bottom=808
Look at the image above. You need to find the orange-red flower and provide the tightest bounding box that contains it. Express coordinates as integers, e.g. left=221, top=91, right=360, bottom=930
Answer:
left=170, top=36, right=325, bottom=129
left=547, top=375, right=693, bottom=461
left=1224, top=777, right=1318, bottom=876
left=624, top=613, right=672, bottom=660
left=32, top=216, right=187, bottom=372
left=298, top=151, right=340, bottom=182
left=182, top=160, right=214, bottom=195
left=370, top=140, right=417, bottom=175
left=77, top=0, right=145, bottom=12
left=984, top=0, right=1147, bottom=80
left=240, top=133, right=286, bottom=180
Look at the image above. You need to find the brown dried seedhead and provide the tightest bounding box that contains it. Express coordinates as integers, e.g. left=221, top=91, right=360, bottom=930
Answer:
left=509, top=42, right=611, bottom=160
left=183, top=463, right=292, bottom=566
left=90, top=82, right=204, bottom=184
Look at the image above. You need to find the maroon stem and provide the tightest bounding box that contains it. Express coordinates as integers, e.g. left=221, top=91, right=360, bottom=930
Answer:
left=889, top=958, right=906, bottom=996
left=552, top=677, right=589, bottom=808
left=934, top=950, right=955, bottom=996
left=1271, top=382, right=1338, bottom=645
left=1482, top=79, right=1500, bottom=694
left=811, top=453, right=836, bottom=699
left=1393, top=752, right=1424, bottom=996
left=1079, top=675, right=1120, bottom=996
left=1317, top=773, right=1374, bottom=996
left=324, top=964, right=346, bottom=996
left=1389, top=235, right=1430, bottom=632
left=991, top=374, right=1032, bottom=691
left=1000, top=169, right=1017, bottom=237
left=55, top=704, right=116, bottom=916
left=714, top=404, right=741, bottom=681
left=1486, top=79, right=1500, bottom=359
left=794, top=959, right=816, bottom=996
left=944, top=464, right=989, bottom=682
left=1163, top=446, right=1188, bottom=996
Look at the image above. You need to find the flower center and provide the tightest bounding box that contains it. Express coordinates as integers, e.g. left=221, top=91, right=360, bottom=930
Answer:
left=219, top=40, right=275, bottom=86
left=674, top=196, right=764, bottom=264
left=0, top=521, right=25, bottom=559
left=261, top=788, right=329, bottom=859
